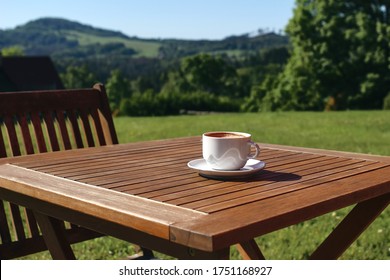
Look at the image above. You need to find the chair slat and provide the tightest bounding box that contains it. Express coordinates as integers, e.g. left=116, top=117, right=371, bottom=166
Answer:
left=0, top=122, right=7, bottom=158
left=93, top=83, right=118, bottom=145
left=24, top=208, right=40, bottom=238
left=9, top=203, right=26, bottom=241
left=18, top=113, right=35, bottom=155
left=79, top=110, right=95, bottom=147
left=4, top=115, right=21, bottom=156
left=30, top=112, right=48, bottom=153
left=56, top=110, right=72, bottom=150
left=90, top=109, right=106, bottom=146
left=67, top=110, right=84, bottom=149
left=0, top=200, right=12, bottom=243
left=43, top=111, right=60, bottom=152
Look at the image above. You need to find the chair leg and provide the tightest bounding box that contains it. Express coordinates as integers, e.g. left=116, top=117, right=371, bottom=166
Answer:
left=33, top=211, right=76, bottom=260
left=127, top=245, right=156, bottom=260
left=236, top=239, right=266, bottom=260
left=310, top=193, right=390, bottom=260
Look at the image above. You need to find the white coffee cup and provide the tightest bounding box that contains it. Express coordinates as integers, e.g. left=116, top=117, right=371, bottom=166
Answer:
left=202, top=131, right=260, bottom=170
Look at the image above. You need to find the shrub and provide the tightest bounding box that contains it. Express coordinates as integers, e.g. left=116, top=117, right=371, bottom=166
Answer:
left=119, top=91, right=241, bottom=116
left=383, top=93, right=390, bottom=110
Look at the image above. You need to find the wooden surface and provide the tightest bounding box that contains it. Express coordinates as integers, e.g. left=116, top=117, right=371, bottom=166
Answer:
left=0, top=136, right=389, bottom=258
left=0, top=83, right=118, bottom=259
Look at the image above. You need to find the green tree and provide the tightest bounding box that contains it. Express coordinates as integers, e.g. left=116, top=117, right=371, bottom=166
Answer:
left=270, top=0, right=390, bottom=110
left=242, top=72, right=280, bottom=112
left=157, top=54, right=243, bottom=114
left=60, top=65, right=98, bottom=89
left=105, top=69, right=131, bottom=111
left=1, top=46, right=24, bottom=56
left=180, top=53, right=239, bottom=97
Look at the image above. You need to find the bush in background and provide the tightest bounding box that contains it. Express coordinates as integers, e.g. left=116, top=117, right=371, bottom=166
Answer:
left=383, top=93, right=390, bottom=110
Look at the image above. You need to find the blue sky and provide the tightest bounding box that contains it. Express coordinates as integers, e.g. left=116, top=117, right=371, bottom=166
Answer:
left=1, top=0, right=295, bottom=40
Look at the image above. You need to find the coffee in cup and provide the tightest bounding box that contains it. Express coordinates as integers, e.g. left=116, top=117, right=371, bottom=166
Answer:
left=202, top=131, right=260, bottom=170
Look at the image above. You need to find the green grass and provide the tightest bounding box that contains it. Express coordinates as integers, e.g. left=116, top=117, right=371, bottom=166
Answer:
left=63, top=30, right=162, bottom=58
left=116, top=111, right=390, bottom=156
left=19, top=111, right=390, bottom=259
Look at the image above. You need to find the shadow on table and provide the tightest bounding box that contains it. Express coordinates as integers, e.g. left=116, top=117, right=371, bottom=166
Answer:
left=202, top=169, right=302, bottom=182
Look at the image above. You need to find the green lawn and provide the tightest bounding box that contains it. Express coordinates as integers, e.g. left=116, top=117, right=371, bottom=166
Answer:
left=19, top=111, right=390, bottom=259
left=63, top=30, right=162, bottom=58
left=116, top=111, right=390, bottom=156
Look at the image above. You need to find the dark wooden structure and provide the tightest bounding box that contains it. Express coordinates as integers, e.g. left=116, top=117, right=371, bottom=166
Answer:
left=0, top=135, right=389, bottom=259
left=0, top=84, right=118, bottom=259
left=0, top=55, right=64, bottom=92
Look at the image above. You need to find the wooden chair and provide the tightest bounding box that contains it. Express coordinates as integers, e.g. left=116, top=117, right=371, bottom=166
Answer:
left=0, top=83, right=152, bottom=259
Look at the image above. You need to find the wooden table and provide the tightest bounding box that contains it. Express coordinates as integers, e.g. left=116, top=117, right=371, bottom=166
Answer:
left=0, top=137, right=389, bottom=259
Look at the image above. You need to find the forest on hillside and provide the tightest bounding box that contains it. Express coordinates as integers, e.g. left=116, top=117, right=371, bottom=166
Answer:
left=1, top=0, right=389, bottom=115
left=0, top=17, right=290, bottom=116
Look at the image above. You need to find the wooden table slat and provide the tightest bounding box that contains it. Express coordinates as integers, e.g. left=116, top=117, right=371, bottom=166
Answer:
left=151, top=157, right=361, bottom=203
left=0, top=164, right=206, bottom=239
left=196, top=162, right=388, bottom=213
left=170, top=165, right=390, bottom=251
left=1, top=136, right=389, bottom=258
left=3, top=137, right=200, bottom=167
left=24, top=142, right=200, bottom=172
left=122, top=158, right=362, bottom=203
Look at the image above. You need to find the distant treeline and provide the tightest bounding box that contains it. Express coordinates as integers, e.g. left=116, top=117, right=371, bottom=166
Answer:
left=0, top=17, right=288, bottom=59
left=2, top=1, right=389, bottom=115
left=58, top=48, right=290, bottom=116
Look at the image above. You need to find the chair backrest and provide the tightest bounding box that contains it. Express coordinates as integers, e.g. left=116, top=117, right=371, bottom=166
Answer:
left=0, top=83, right=118, bottom=259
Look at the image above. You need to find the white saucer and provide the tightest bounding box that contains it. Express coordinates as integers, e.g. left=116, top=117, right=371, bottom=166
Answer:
left=187, top=158, right=266, bottom=179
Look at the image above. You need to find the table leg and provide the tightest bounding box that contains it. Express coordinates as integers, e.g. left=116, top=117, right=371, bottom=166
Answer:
left=33, top=211, right=76, bottom=260
left=310, top=193, right=390, bottom=260
left=127, top=245, right=155, bottom=260
left=182, top=247, right=230, bottom=260
left=236, top=239, right=266, bottom=260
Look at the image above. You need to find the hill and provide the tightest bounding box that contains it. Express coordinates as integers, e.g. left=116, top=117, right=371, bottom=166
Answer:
left=0, top=17, right=291, bottom=110
left=0, top=18, right=162, bottom=58
left=0, top=17, right=289, bottom=59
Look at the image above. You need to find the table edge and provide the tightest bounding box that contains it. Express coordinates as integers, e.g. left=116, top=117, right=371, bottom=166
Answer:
left=0, top=163, right=206, bottom=240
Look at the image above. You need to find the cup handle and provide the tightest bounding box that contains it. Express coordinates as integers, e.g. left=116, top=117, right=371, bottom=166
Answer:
left=247, top=141, right=260, bottom=159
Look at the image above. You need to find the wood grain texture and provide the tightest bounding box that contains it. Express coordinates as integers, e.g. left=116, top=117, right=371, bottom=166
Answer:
left=0, top=83, right=119, bottom=259
left=1, top=136, right=389, bottom=258
left=0, top=164, right=206, bottom=240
